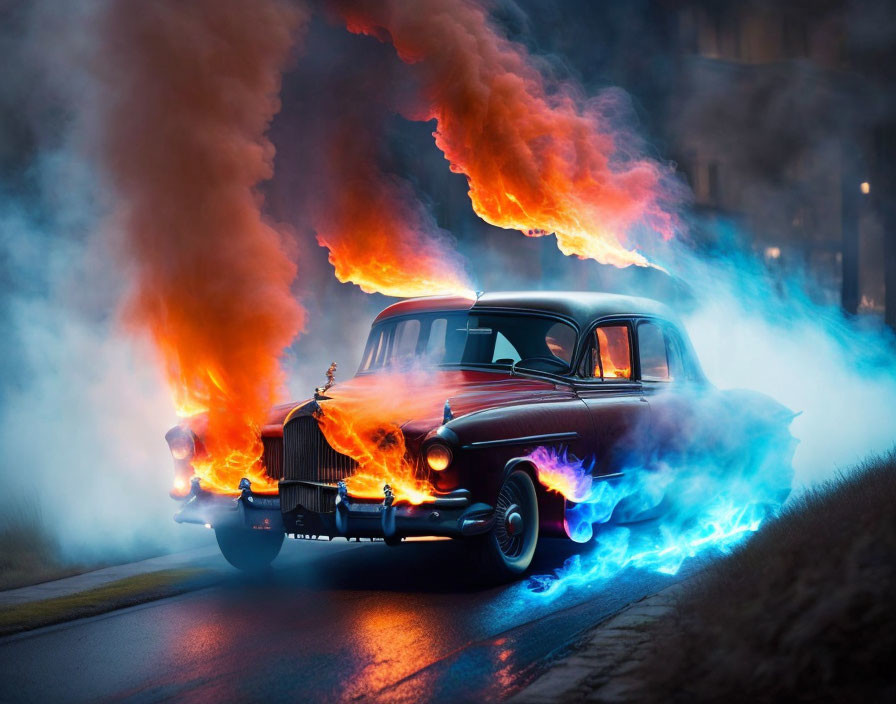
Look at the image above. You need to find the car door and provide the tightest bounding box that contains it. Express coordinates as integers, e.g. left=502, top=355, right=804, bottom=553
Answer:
left=574, top=318, right=650, bottom=477
left=635, top=317, right=703, bottom=461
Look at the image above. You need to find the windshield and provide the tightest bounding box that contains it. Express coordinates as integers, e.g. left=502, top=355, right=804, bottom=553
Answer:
left=358, top=312, right=577, bottom=375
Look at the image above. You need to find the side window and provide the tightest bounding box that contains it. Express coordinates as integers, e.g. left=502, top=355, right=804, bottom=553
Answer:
left=594, top=325, right=632, bottom=380
left=389, top=319, right=420, bottom=364
left=665, top=329, right=686, bottom=381
left=638, top=321, right=685, bottom=382
left=425, top=318, right=448, bottom=362
left=492, top=331, right=521, bottom=364
left=639, top=322, right=669, bottom=381
left=360, top=328, right=384, bottom=371
left=372, top=328, right=389, bottom=368
left=545, top=322, right=576, bottom=364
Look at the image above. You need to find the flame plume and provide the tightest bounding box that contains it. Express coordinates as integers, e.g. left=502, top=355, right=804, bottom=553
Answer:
left=94, top=0, right=308, bottom=494
left=336, top=0, right=681, bottom=268
left=305, top=101, right=473, bottom=297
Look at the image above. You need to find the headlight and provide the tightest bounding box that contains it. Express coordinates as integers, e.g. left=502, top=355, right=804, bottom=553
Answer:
left=169, top=433, right=194, bottom=461
left=425, top=442, right=453, bottom=471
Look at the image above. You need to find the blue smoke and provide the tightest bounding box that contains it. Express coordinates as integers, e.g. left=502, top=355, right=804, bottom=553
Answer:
left=526, top=383, right=797, bottom=597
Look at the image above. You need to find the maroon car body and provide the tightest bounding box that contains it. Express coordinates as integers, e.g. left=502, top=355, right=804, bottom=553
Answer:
left=169, top=291, right=794, bottom=578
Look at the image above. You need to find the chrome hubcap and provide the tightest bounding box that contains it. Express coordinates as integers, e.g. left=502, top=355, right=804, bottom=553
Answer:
left=496, top=482, right=527, bottom=558
left=505, top=504, right=523, bottom=536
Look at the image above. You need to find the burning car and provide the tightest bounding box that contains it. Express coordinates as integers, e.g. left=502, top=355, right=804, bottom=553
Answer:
left=167, top=291, right=795, bottom=581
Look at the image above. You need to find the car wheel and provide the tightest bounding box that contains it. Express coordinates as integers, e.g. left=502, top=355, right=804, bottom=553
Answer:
left=471, top=469, right=539, bottom=583
left=215, top=526, right=284, bottom=572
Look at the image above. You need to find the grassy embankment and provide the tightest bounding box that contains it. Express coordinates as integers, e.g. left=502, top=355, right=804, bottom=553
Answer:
left=0, top=501, right=86, bottom=591
left=627, top=451, right=896, bottom=701
left=0, top=568, right=213, bottom=636
left=0, top=501, right=216, bottom=636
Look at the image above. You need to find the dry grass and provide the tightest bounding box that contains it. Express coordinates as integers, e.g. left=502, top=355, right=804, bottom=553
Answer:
left=0, top=568, right=212, bottom=636
left=627, top=451, right=896, bottom=702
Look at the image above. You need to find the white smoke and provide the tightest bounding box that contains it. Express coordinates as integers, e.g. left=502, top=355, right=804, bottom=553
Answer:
left=0, top=174, right=210, bottom=561
left=675, top=253, right=896, bottom=489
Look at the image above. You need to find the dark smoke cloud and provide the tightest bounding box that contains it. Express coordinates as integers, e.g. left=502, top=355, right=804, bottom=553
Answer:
left=91, top=0, right=309, bottom=494
left=331, top=0, right=686, bottom=269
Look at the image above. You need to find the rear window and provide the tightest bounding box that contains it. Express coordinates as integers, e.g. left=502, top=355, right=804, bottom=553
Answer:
left=638, top=321, right=684, bottom=382
left=639, top=322, right=669, bottom=381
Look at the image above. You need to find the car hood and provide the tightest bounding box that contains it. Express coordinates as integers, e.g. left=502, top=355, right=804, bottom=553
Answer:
left=295, top=369, right=568, bottom=432
left=178, top=370, right=568, bottom=440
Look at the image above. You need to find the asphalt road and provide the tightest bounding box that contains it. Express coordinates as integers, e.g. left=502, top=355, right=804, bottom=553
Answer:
left=0, top=535, right=686, bottom=703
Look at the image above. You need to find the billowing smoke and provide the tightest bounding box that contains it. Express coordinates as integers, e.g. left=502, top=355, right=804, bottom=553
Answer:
left=0, top=0, right=202, bottom=561
left=271, top=5, right=473, bottom=299
left=1, top=0, right=312, bottom=559
left=674, top=251, right=896, bottom=489
left=92, top=0, right=308, bottom=495
left=334, top=0, right=684, bottom=268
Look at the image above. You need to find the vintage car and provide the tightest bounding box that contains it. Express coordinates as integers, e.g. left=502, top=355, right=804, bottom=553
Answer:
left=167, top=291, right=794, bottom=581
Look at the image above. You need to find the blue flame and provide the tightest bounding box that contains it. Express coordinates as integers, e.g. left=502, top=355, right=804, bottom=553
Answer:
left=526, top=436, right=794, bottom=597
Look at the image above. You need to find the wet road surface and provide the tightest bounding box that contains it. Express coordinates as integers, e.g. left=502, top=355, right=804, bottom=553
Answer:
left=0, top=536, right=687, bottom=703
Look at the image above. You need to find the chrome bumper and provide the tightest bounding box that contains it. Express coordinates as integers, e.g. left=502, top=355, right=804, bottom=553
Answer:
left=173, top=478, right=283, bottom=532
left=174, top=477, right=494, bottom=540
left=334, top=482, right=495, bottom=539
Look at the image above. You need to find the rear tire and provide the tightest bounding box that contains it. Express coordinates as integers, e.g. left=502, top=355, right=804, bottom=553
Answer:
left=215, top=527, right=284, bottom=572
left=471, top=469, right=539, bottom=583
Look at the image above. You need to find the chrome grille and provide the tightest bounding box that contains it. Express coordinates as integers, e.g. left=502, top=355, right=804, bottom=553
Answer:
left=261, top=436, right=283, bottom=481
left=280, top=482, right=338, bottom=515
left=281, top=415, right=358, bottom=513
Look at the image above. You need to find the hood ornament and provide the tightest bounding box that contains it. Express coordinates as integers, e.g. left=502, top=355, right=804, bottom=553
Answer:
left=442, top=399, right=454, bottom=425
left=314, top=361, right=337, bottom=400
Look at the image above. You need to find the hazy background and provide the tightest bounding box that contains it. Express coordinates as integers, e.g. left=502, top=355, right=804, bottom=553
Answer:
left=1, top=0, right=895, bottom=562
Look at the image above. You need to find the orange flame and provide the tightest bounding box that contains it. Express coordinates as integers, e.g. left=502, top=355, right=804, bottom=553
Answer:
left=527, top=447, right=592, bottom=503
left=95, top=0, right=307, bottom=495
left=316, top=404, right=437, bottom=505
left=308, top=116, right=473, bottom=298
left=314, top=371, right=455, bottom=504
left=338, top=0, right=680, bottom=268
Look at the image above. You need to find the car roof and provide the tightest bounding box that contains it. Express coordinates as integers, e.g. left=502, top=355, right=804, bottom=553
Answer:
left=374, top=291, right=676, bottom=328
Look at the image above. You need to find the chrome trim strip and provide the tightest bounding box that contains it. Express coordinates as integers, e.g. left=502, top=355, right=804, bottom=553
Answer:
left=279, top=479, right=339, bottom=489
left=461, top=431, right=579, bottom=450
left=595, top=472, right=625, bottom=482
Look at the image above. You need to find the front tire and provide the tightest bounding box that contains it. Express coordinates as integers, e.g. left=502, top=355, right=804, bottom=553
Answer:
left=471, top=469, right=539, bottom=583
left=215, top=527, right=284, bottom=572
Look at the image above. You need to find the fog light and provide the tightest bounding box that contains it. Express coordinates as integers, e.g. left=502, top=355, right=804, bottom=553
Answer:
left=425, top=443, right=453, bottom=471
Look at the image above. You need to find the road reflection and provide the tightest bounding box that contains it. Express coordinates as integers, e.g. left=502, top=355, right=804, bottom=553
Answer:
left=139, top=538, right=671, bottom=703
left=343, top=600, right=443, bottom=700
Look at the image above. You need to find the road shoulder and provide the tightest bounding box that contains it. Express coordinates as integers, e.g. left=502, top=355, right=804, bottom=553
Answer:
left=0, top=545, right=223, bottom=608
left=0, top=568, right=220, bottom=637
left=510, top=581, right=689, bottom=703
